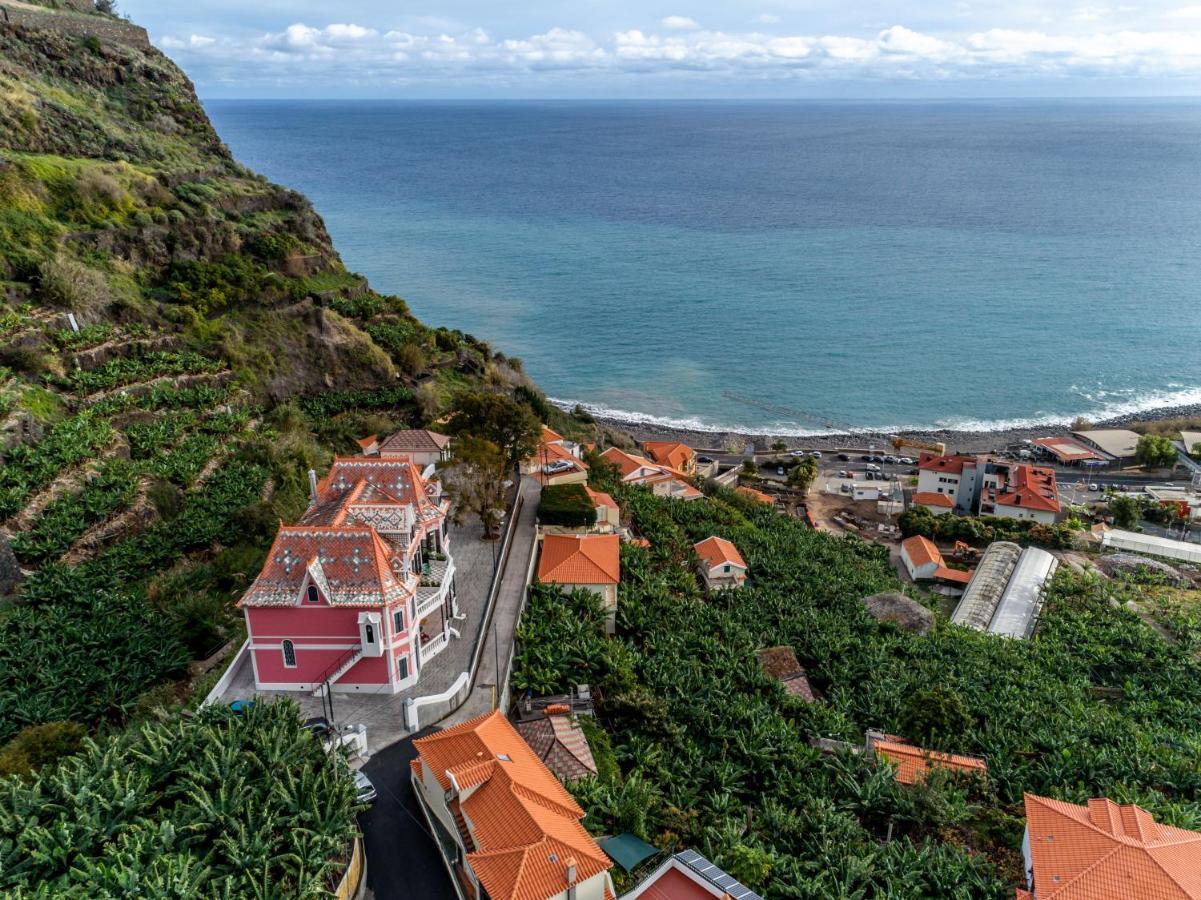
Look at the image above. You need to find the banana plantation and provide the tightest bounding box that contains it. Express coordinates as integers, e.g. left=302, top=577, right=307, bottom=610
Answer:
left=513, top=481, right=1201, bottom=898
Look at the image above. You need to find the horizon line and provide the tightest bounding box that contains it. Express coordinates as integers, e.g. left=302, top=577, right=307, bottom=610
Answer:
left=202, top=94, right=1201, bottom=102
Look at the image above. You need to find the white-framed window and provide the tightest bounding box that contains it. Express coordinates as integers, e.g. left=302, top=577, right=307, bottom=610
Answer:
left=307, top=585, right=320, bottom=603
left=364, top=623, right=376, bottom=645
left=723, top=564, right=731, bottom=573
left=282, top=640, right=296, bottom=668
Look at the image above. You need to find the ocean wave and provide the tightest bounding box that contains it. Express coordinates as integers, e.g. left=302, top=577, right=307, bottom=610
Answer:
left=549, top=384, right=1201, bottom=437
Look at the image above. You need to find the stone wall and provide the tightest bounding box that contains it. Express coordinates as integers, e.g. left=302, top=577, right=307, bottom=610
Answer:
left=0, top=1, right=149, bottom=49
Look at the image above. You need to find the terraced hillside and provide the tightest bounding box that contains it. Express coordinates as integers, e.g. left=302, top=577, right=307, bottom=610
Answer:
left=0, top=14, right=531, bottom=755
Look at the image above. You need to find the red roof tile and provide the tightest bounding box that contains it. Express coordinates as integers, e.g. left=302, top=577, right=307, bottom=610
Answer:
left=1023, top=794, right=1201, bottom=900
left=917, top=452, right=977, bottom=475
left=693, top=536, right=746, bottom=570
left=875, top=740, right=988, bottom=785
left=933, top=566, right=974, bottom=585
left=913, top=491, right=955, bottom=508
left=901, top=535, right=943, bottom=569
left=538, top=534, right=621, bottom=585
left=643, top=441, right=695, bottom=471
left=993, top=464, right=1061, bottom=514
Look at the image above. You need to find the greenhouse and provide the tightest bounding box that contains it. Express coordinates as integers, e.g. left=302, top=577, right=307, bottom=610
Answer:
left=951, top=541, right=1022, bottom=631
left=988, top=547, right=1058, bottom=639
left=1100, top=529, right=1201, bottom=565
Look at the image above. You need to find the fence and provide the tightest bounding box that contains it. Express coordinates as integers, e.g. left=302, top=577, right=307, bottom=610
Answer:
left=200, top=639, right=249, bottom=707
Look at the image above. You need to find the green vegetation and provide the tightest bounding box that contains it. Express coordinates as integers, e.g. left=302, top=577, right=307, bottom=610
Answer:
left=514, top=480, right=1201, bottom=897
left=62, top=349, right=223, bottom=393
left=446, top=389, right=542, bottom=468
left=898, top=504, right=1083, bottom=549
left=1109, top=494, right=1143, bottom=530
left=1135, top=433, right=1179, bottom=469
left=538, top=482, right=597, bottom=528
left=0, top=702, right=362, bottom=897
left=0, top=410, right=113, bottom=517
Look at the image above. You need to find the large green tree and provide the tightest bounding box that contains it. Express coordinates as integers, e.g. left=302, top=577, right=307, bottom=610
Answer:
left=447, top=391, right=542, bottom=468
left=1135, top=433, right=1178, bottom=469
left=442, top=436, right=509, bottom=539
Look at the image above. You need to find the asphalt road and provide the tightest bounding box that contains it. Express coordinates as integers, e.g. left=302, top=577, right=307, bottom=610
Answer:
left=358, top=730, right=457, bottom=900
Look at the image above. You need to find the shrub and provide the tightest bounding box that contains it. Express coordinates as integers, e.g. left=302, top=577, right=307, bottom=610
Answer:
left=396, top=342, right=427, bottom=375
left=538, top=483, right=596, bottom=528
left=34, top=255, right=109, bottom=309
left=0, top=721, right=85, bottom=778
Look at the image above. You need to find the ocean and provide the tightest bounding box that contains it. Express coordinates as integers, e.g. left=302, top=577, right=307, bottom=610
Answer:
left=206, top=100, right=1201, bottom=435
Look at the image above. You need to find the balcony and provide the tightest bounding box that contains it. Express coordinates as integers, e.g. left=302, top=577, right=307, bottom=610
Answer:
left=415, top=556, right=455, bottom=621
left=419, top=630, right=449, bottom=664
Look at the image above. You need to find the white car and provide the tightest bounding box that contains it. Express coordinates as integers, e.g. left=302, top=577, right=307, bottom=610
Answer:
left=789, top=450, right=807, bottom=457
left=1089, top=483, right=1100, bottom=491
left=809, top=450, right=823, bottom=458
left=865, top=463, right=881, bottom=472
left=354, top=770, right=377, bottom=804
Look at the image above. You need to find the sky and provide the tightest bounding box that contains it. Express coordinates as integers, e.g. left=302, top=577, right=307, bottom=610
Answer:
left=120, top=1, right=1201, bottom=98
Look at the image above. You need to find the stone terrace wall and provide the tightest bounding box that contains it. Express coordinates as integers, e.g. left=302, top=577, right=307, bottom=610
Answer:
left=0, top=1, right=149, bottom=49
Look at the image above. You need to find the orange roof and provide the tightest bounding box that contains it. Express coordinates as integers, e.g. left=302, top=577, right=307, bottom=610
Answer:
left=584, top=486, right=618, bottom=510
left=901, top=535, right=943, bottom=569
left=1023, top=794, right=1201, bottom=900
left=693, top=536, right=746, bottom=570
left=1032, top=436, right=1103, bottom=462
left=933, top=566, right=973, bottom=585
left=643, top=441, right=694, bottom=471
left=875, top=740, right=987, bottom=785
left=532, top=440, right=588, bottom=483
left=993, top=464, right=1060, bottom=514
left=413, top=711, right=611, bottom=900
left=538, top=534, right=620, bottom=585
left=917, top=452, right=977, bottom=475
left=356, top=434, right=377, bottom=451
left=541, top=424, right=564, bottom=443
left=736, top=485, right=774, bottom=504
left=913, top=491, right=955, bottom=508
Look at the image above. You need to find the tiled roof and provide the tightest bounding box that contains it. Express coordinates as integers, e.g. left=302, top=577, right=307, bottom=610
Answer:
left=756, top=647, right=815, bottom=702
left=377, top=428, right=451, bottom=454
left=629, top=850, right=765, bottom=900
left=541, top=424, right=564, bottom=443
left=538, top=534, right=621, bottom=585
left=238, top=526, right=412, bottom=608
left=901, top=535, right=943, bottom=569
left=1023, top=794, right=1201, bottom=900
left=993, top=464, right=1060, bottom=514
left=933, top=566, right=974, bottom=585
left=585, top=487, right=618, bottom=510
left=874, top=740, right=988, bottom=785
left=1032, top=436, right=1102, bottom=462
left=736, top=485, right=774, bottom=504
left=643, top=441, right=694, bottom=471
left=515, top=711, right=598, bottom=781
left=694, top=536, right=746, bottom=570
left=917, top=452, right=977, bottom=475
left=913, top=491, right=955, bottom=508
left=312, top=457, right=445, bottom=525
left=356, top=434, right=377, bottom=451
left=413, top=711, right=611, bottom=900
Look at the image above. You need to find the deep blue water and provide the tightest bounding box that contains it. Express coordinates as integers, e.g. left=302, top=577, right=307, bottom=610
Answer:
left=206, top=100, right=1201, bottom=434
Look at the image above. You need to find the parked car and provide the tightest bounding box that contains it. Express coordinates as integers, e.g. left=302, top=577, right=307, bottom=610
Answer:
left=870, top=455, right=884, bottom=463
left=864, top=471, right=875, bottom=481
left=810, top=450, right=823, bottom=458
left=866, top=463, right=881, bottom=472
left=790, top=450, right=807, bottom=457
left=837, top=453, right=850, bottom=461
left=354, top=770, right=377, bottom=804
left=1089, top=483, right=1100, bottom=491
left=860, top=454, right=871, bottom=461
left=838, top=469, right=849, bottom=478
left=777, top=467, right=785, bottom=476
left=883, top=455, right=897, bottom=464
left=697, top=455, right=713, bottom=464
left=840, top=483, right=851, bottom=493
left=303, top=716, right=333, bottom=739
left=898, top=457, right=914, bottom=465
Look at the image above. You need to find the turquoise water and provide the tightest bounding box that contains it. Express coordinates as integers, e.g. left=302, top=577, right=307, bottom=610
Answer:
left=207, top=100, right=1201, bottom=434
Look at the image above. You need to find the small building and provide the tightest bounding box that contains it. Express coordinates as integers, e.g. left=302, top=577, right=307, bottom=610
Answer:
left=621, top=849, right=765, bottom=900
left=361, top=429, right=452, bottom=466
left=538, top=533, right=621, bottom=632
left=586, top=487, right=621, bottom=532
left=538, top=483, right=620, bottom=535
left=900, top=535, right=941, bottom=580
left=1071, top=428, right=1140, bottom=463
left=693, top=536, right=748, bottom=590
left=1032, top=436, right=1104, bottom=466
left=915, top=453, right=981, bottom=513
left=849, top=481, right=880, bottom=502
left=983, top=464, right=1061, bottom=525
left=951, top=543, right=1057, bottom=639
left=600, top=447, right=701, bottom=500
left=911, top=491, right=955, bottom=516
left=1146, top=485, right=1201, bottom=521
left=514, top=705, right=598, bottom=782
left=1018, top=794, right=1201, bottom=900
left=1100, top=528, right=1201, bottom=565
left=642, top=440, right=696, bottom=476
left=525, top=426, right=589, bottom=486
left=756, top=646, right=815, bottom=702
left=735, top=485, right=775, bottom=505
left=866, top=731, right=988, bottom=786
left=411, top=711, right=615, bottom=900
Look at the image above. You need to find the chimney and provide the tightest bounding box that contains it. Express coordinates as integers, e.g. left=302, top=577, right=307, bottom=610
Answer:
left=565, top=857, right=577, bottom=886
left=308, top=469, right=318, bottom=505
left=544, top=703, right=570, bottom=717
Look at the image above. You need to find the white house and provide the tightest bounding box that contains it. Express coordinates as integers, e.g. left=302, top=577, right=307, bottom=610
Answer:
left=693, top=536, right=748, bottom=590
left=900, top=535, right=942, bottom=581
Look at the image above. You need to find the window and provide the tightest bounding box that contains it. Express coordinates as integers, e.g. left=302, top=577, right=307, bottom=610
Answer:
left=282, top=640, right=296, bottom=668
left=306, top=585, right=319, bottom=603
left=397, top=656, right=408, bottom=679
left=364, top=623, right=375, bottom=645
left=723, top=564, right=731, bottom=573
left=393, top=610, right=404, bottom=633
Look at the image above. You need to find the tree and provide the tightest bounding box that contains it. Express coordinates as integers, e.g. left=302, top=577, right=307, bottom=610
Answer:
left=1135, top=433, right=1178, bottom=469
left=771, top=440, right=787, bottom=454
left=442, top=436, right=509, bottom=539
left=1109, top=494, right=1142, bottom=530
left=899, top=505, right=936, bottom=538
left=900, top=685, right=972, bottom=748
left=788, top=456, right=817, bottom=492
left=1192, top=441, right=1201, bottom=460
left=447, top=391, right=541, bottom=469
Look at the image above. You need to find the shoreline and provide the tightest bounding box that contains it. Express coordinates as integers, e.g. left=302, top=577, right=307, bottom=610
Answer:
left=579, top=402, right=1201, bottom=455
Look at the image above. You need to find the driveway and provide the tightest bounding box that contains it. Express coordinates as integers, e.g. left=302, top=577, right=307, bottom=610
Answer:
left=359, top=730, right=458, bottom=900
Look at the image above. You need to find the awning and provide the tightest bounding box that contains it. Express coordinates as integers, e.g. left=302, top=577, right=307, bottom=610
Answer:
left=599, top=833, right=660, bottom=872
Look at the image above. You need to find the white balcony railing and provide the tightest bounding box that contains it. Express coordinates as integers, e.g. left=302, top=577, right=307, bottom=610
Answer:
left=415, top=557, right=455, bottom=620
left=419, top=631, right=449, bottom=664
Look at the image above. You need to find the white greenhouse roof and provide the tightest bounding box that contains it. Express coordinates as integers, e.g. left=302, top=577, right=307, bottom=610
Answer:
left=988, top=547, right=1058, bottom=640
left=1101, top=530, right=1201, bottom=565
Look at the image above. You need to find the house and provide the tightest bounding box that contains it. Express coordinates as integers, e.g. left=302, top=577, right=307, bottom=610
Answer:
left=237, top=456, right=456, bottom=695
left=538, top=534, right=621, bottom=632
left=1071, top=428, right=1141, bottom=463
left=1018, top=793, right=1201, bottom=900
left=410, top=710, right=616, bottom=900
left=359, top=429, right=452, bottom=467
left=600, top=447, right=702, bottom=501
left=514, top=704, right=598, bottom=782
left=756, top=646, right=815, bottom=702
left=911, top=492, right=954, bottom=515
left=524, top=426, right=590, bottom=486
left=538, top=484, right=620, bottom=535
left=915, top=453, right=981, bottom=513
left=693, top=536, right=747, bottom=590
left=621, top=849, right=764, bottom=900
left=866, top=731, right=987, bottom=785
left=981, top=464, right=1061, bottom=524
left=587, top=487, right=621, bottom=532
left=736, top=485, right=775, bottom=505
left=642, top=441, right=696, bottom=476
left=899, top=536, right=973, bottom=586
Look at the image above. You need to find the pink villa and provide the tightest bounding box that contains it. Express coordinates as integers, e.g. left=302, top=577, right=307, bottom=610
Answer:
left=237, top=454, right=459, bottom=696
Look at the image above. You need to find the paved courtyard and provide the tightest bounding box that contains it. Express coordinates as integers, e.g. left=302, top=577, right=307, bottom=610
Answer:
left=217, top=503, right=512, bottom=753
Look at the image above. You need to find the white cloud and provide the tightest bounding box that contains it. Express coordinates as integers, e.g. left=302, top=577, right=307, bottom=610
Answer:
left=1166, top=4, right=1201, bottom=18
left=661, top=16, right=700, bottom=31
left=159, top=19, right=1201, bottom=87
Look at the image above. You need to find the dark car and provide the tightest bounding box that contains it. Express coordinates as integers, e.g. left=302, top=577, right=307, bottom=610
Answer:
left=697, top=455, right=713, bottom=464
left=837, top=453, right=850, bottom=461
left=303, top=716, right=334, bottom=739
left=860, top=454, right=871, bottom=461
